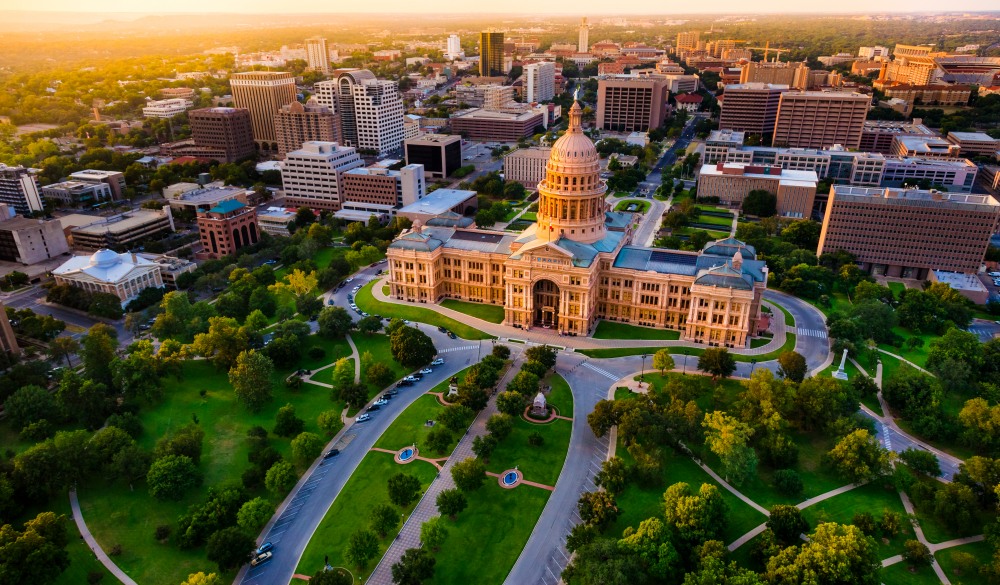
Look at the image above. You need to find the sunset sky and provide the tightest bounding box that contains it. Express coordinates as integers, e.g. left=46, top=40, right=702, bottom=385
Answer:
left=9, top=0, right=1000, bottom=13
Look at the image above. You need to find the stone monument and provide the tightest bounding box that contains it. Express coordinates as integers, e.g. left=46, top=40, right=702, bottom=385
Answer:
left=832, top=348, right=849, bottom=381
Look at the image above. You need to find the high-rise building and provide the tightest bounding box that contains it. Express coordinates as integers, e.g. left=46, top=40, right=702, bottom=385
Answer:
left=718, top=83, right=788, bottom=136
left=305, top=37, right=330, bottom=73
left=739, top=61, right=811, bottom=89
left=445, top=34, right=464, bottom=60
left=675, top=31, right=700, bottom=53
left=229, top=71, right=297, bottom=149
left=525, top=62, right=556, bottom=103
left=0, top=164, right=43, bottom=215
left=332, top=70, right=405, bottom=155
left=817, top=186, right=1000, bottom=277
left=0, top=204, right=70, bottom=265
left=578, top=17, right=590, bottom=53
left=188, top=107, right=257, bottom=163
left=772, top=92, right=870, bottom=150
left=479, top=30, right=505, bottom=77
left=280, top=141, right=365, bottom=211
left=596, top=77, right=668, bottom=132
left=404, top=134, right=463, bottom=180
left=0, top=300, right=19, bottom=356
left=340, top=164, right=426, bottom=209
left=274, top=101, right=340, bottom=156
left=311, top=80, right=339, bottom=114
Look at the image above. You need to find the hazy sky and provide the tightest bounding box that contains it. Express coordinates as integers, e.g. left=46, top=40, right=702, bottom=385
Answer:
left=9, top=0, right=1000, bottom=13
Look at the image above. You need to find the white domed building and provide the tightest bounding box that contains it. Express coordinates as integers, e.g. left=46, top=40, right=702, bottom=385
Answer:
left=53, top=249, right=164, bottom=306
left=387, top=101, right=769, bottom=346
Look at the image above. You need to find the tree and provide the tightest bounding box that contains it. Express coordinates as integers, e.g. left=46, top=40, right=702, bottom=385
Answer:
left=391, top=546, right=436, bottom=585
left=147, top=455, right=201, bottom=501
left=309, top=570, right=353, bottom=585
left=91, top=426, right=135, bottom=469
left=192, top=317, right=250, bottom=370
left=903, top=539, right=933, bottom=568
left=826, top=429, right=894, bottom=483
left=524, top=345, right=558, bottom=370
left=420, top=516, right=448, bottom=551
left=369, top=503, right=400, bottom=538
left=291, top=432, right=324, bottom=466
left=206, top=526, right=254, bottom=572
left=774, top=469, right=803, bottom=496
left=179, top=573, right=223, bottom=585
left=703, top=411, right=757, bottom=486
left=653, top=349, right=675, bottom=375
left=698, top=348, right=736, bottom=380
left=436, top=488, right=467, bottom=519
left=318, top=306, right=354, bottom=339
left=4, top=385, right=58, bottom=429
left=451, top=457, right=486, bottom=492
left=388, top=473, right=422, bottom=507
left=271, top=268, right=318, bottom=298
left=111, top=444, right=152, bottom=490
left=662, top=482, right=727, bottom=552
left=595, top=456, right=629, bottom=495
left=899, top=448, right=941, bottom=477
left=48, top=336, right=79, bottom=368
left=0, top=512, right=71, bottom=585
left=331, top=358, right=355, bottom=394
left=264, top=460, right=297, bottom=496
left=742, top=190, right=777, bottom=217
left=617, top=517, right=681, bottom=582
left=507, top=370, right=540, bottom=396
left=439, top=404, right=475, bottom=432
left=339, top=383, right=369, bottom=410
left=317, top=410, right=342, bottom=436
left=767, top=523, right=880, bottom=585
left=229, top=350, right=274, bottom=412
left=237, top=497, right=273, bottom=533
left=425, top=427, right=452, bottom=454
left=472, top=434, right=498, bottom=460
left=577, top=490, right=619, bottom=530
left=345, top=529, right=379, bottom=569
left=366, top=362, right=394, bottom=390
left=587, top=400, right=618, bottom=438
left=274, top=403, right=305, bottom=437
left=777, top=351, right=807, bottom=383
left=390, top=326, right=437, bottom=369
left=112, top=340, right=165, bottom=402
left=486, top=413, right=514, bottom=441
left=767, top=505, right=809, bottom=545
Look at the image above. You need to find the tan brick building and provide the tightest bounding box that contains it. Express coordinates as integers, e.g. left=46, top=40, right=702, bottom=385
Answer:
left=596, top=77, right=668, bottom=132
left=187, top=107, right=257, bottom=163
left=229, top=71, right=297, bottom=150
left=719, top=83, right=788, bottom=136
left=817, top=186, right=1000, bottom=278
left=698, top=163, right=818, bottom=219
left=274, top=101, right=340, bottom=157
left=772, top=92, right=870, bottom=150
left=387, top=102, right=769, bottom=346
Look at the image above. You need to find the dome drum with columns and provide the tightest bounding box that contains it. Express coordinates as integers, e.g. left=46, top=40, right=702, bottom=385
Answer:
left=386, top=101, right=770, bottom=346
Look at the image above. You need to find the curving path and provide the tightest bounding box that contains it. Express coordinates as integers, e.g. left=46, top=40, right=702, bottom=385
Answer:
left=69, top=490, right=138, bottom=585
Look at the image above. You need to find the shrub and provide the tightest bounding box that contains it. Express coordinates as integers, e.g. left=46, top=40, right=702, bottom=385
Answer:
left=528, top=432, right=544, bottom=447
left=154, top=525, right=172, bottom=542
left=307, top=346, right=326, bottom=360
left=773, top=469, right=803, bottom=496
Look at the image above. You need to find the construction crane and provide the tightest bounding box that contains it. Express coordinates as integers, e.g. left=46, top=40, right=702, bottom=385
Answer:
left=745, top=41, right=791, bottom=62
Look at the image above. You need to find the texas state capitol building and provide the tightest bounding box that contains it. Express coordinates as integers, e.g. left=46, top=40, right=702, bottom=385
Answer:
left=387, top=101, right=769, bottom=347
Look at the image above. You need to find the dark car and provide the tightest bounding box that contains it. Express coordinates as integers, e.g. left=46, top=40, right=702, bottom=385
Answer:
left=447, top=331, right=457, bottom=339
left=323, top=449, right=340, bottom=460
left=396, top=380, right=413, bottom=388
left=255, top=542, right=274, bottom=556
left=438, top=326, right=448, bottom=333
left=367, top=404, right=381, bottom=412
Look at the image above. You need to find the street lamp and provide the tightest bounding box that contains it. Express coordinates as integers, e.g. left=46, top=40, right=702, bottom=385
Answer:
left=681, top=349, right=687, bottom=375
left=640, top=354, right=648, bottom=388
left=750, top=358, right=757, bottom=375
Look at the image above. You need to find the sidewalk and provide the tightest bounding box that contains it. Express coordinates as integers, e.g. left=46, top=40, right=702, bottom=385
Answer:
left=69, top=490, right=138, bottom=585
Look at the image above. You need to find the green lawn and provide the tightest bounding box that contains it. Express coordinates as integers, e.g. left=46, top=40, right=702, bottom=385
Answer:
left=877, top=326, right=936, bottom=368
left=907, top=476, right=992, bottom=544
left=295, top=452, right=439, bottom=579
left=592, top=320, right=681, bottom=340
left=545, top=373, right=574, bottom=418
left=767, top=300, right=796, bottom=328
left=485, top=416, right=572, bottom=486
left=738, top=334, right=795, bottom=362
left=429, top=482, right=550, bottom=584
left=749, top=337, right=771, bottom=348
left=440, top=299, right=506, bottom=324
left=520, top=211, right=537, bottom=221
left=78, top=357, right=348, bottom=585
left=577, top=346, right=687, bottom=359
left=887, top=282, right=906, bottom=297
left=936, top=540, right=992, bottom=585
left=674, top=225, right=729, bottom=239
left=375, top=394, right=461, bottom=457
left=614, top=199, right=651, bottom=213
left=354, top=280, right=493, bottom=340
left=799, top=482, right=913, bottom=560
left=880, top=561, right=941, bottom=585
left=34, top=496, right=114, bottom=585
left=692, top=212, right=734, bottom=227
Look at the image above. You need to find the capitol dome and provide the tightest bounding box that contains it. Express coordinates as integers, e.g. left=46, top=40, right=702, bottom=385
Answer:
left=549, top=101, right=598, bottom=164
left=89, top=249, right=121, bottom=268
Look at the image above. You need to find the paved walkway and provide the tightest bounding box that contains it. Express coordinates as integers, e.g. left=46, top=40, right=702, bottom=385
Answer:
left=69, top=490, right=138, bottom=585
left=486, top=471, right=555, bottom=491
left=693, top=459, right=770, bottom=517
left=898, top=490, right=951, bottom=583
left=367, top=354, right=523, bottom=584
left=346, top=334, right=361, bottom=383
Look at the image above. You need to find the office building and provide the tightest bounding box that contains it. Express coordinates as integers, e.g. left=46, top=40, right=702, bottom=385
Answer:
left=882, top=84, right=972, bottom=107
left=187, top=107, right=257, bottom=163
left=387, top=102, right=768, bottom=345
left=578, top=17, right=590, bottom=53
left=0, top=300, right=19, bottom=356
left=858, top=46, right=890, bottom=60
left=703, top=130, right=746, bottom=164
left=525, top=62, right=556, bottom=103
left=718, top=83, right=788, bottom=136
left=891, top=135, right=962, bottom=158
left=503, top=147, right=551, bottom=187
left=305, top=37, right=330, bottom=73
left=256, top=207, right=297, bottom=236
left=772, top=92, right=869, bottom=150
left=0, top=164, right=44, bottom=214
left=139, top=253, right=196, bottom=289
left=274, top=101, right=340, bottom=156
left=69, top=170, right=126, bottom=202
left=739, top=61, right=811, bottom=89
left=229, top=71, right=297, bottom=149
left=675, top=31, right=700, bottom=53
left=674, top=93, right=703, bottom=112
left=876, top=45, right=942, bottom=88
left=196, top=200, right=259, bottom=260
left=340, top=164, right=426, bottom=209
left=0, top=205, right=70, bottom=265
left=166, top=184, right=248, bottom=212
left=333, top=70, right=405, bottom=155
left=860, top=120, right=938, bottom=154
left=449, top=108, right=545, bottom=141
left=596, top=77, right=668, bottom=132
left=312, top=79, right=339, bottom=114
left=280, top=141, right=365, bottom=211
left=445, top=34, right=464, bottom=60
left=480, top=30, right=505, bottom=77
left=53, top=249, right=164, bottom=306
left=947, top=132, right=1000, bottom=158
left=818, top=186, right=1000, bottom=277
left=66, top=208, right=173, bottom=251
left=661, top=74, right=700, bottom=94
left=698, top=163, right=818, bottom=218
left=404, top=134, right=462, bottom=179
left=41, top=181, right=113, bottom=206
left=142, top=98, right=193, bottom=119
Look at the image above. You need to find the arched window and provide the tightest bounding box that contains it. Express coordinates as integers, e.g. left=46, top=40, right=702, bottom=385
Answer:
left=233, top=228, right=242, bottom=249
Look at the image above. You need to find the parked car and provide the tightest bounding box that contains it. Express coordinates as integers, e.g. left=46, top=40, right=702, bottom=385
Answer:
left=356, top=413, right=371, bottom=422
left=387, top=388, right=399, bottom=396
left=327, top=299, right=335, bottom=305
left=431, top=358, right=445, bottom=366
left=346, top=277, right=354, bottom=283
left=323, top=449, right=340, bottom=460
left=419, top=368, right=433, bottom=375
left=396, top=380, right=413, bottom=388
left=447, top=332, right=457, bottom=339
left=367, top=404, right=381, bottom=412
left=403, top=375, right=418, bottom=382
left=411, top=373, right=424, bottom=380
left=251, top=551, right=273, bottom=567
left=437, top=326, right=448, bottom=333
left=374, top=398, right=388, bottom=406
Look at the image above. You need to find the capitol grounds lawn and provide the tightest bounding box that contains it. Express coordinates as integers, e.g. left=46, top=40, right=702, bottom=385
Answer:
left=77, top=337, right=353, bottom=585
left=429, top=374, right=573, bottom=585
left=592, top=320, right=681, bottom=340
left=614, top=199, right=651, bottom=213
left=797, top=481, right=913, bottom=560
left=440, top=299, right=506, bottom=324
left=880, top=561, right=940, bottom=585
left=577, top=333, right=796, bottom=362
left=354, top=280, right=493, bottom=340
left=936, top=540, right=993, bottom=585
left=545, top=372, right=574, bottom=418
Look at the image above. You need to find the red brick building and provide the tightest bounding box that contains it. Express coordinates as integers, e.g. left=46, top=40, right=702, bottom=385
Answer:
left=196, top=200, right=259, bottom=259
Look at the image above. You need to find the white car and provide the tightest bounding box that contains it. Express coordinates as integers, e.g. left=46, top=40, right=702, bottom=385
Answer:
left=431, top=358, right=444, bottom=366
left=419, top=368, right=433, bottom=375
left=403, top=375, right=418, bottom=382
left=374, top=398, right=388, bottom=406
left=356, top=413, right=371, bottom=422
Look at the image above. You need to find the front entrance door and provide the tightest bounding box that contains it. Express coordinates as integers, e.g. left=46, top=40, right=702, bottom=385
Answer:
left=533, top=279, right=560, bottom=329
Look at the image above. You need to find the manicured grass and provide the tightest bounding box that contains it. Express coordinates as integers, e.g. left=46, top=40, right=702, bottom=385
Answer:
left=908, top=476, right=992, bottom=544
left=739, top=334, right=795, bottom=362
left=429, top=482, right=550, bottom=585
left=485, top=416, right=571, bottom=487
left=887, top=281, right=906, bottom=297
left=692, top=212, right=734, bottom=227
left=674, top=225, right=729, bottom=239
left=592, top=320, right=681, bottom=340
left=520, top=211, right=537, bottom=221
left=767, top=300, right=796, bottom=328
left=295, top=452, right=439, bottom=580
left=799, top=482, right=913, bottom=560
left=79, top=357, right=347, bottom=585
left=937, top=540, right=992, bottom=585
left=301, top=336, right=354, bottom=371
left=355, top=281, right=493, bottom=340
left=880, top=560, right=941, bottom=585
left=375, top=394, right=460, bottom=456
left=877, top=326, right=936, bottom=368
left=34, top=495, right=115, bottom=585
left=578, top=346, right=689, bottom=359
left=614, top=199, right=651, bottom=213
left=440, top=299, right=506, bottom=324
left=545, top=373, right=574, bottom=418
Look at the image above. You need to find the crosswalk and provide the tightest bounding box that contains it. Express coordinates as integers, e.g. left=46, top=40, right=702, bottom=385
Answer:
left=582, top=361, right=618, bottom=381
left=796, top=328, right=827, bottom=339
left=438, top=345, right=478, bottom=354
